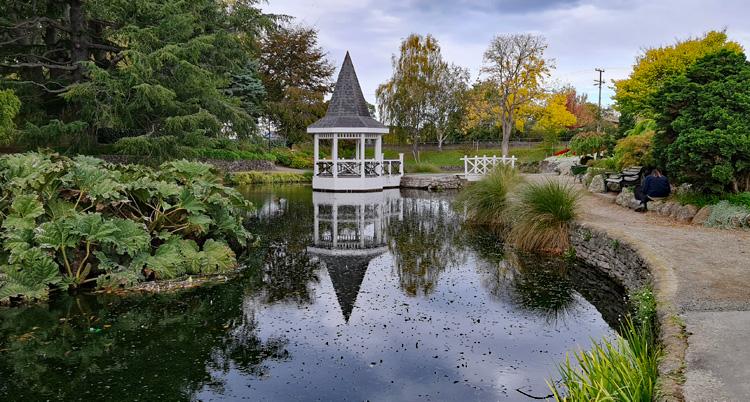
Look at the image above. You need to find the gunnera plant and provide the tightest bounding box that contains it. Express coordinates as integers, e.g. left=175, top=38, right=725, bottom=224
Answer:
left=456, top=165, right=523, bottom=229
left=508, top=180, right=580, bottom=253
left=0, top=152, right=254, bottom=304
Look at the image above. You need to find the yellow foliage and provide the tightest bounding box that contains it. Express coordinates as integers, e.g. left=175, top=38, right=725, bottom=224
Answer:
left=614, top=30, right=743, bottom=117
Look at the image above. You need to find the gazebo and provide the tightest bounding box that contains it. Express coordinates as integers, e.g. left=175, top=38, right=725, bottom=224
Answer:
left=308, top=52, right=403, bottom=192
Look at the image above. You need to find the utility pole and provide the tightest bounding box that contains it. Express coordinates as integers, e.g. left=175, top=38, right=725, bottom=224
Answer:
left=594, top=68, right=605, bottom=133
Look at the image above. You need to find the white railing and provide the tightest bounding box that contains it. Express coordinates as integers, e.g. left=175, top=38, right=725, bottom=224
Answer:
left=461, top=155, right=517, bottom=180
left=314, top=153, right=404, bottom=178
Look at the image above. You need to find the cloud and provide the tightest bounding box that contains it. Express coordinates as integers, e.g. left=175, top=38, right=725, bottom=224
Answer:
left=263, top=0, right=750, bottom=106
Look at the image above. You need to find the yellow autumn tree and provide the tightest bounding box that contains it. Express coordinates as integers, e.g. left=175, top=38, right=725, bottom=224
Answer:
left=614, top=30, right=743, bottom=126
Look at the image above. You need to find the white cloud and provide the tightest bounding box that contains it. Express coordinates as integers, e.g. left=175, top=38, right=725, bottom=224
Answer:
left=263, top=0, right=750, bottom=106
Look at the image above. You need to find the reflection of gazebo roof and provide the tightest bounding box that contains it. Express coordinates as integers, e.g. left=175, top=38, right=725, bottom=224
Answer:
left=307, top=248, right=385, bottom=322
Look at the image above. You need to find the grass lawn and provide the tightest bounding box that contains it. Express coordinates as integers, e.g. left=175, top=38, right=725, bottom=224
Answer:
left=383, top=144, right=563, bottom=171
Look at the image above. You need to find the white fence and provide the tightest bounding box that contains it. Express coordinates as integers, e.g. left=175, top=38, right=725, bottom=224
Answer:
left=461, top=155, right=517, bottom=181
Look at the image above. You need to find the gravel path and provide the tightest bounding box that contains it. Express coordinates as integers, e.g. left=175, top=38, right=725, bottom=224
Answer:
left=536, top=174, right=750, bottom=401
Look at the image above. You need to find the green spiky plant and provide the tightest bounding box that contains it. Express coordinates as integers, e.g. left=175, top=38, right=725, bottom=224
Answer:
left=0, top=152, right=254, bottom=304
left=508, top=180, right=580, bottom=253
left=456, top=165, right=523, bottom=229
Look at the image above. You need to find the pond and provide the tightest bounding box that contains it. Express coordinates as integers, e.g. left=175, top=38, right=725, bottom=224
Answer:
left=0, top=185, right=627, bottom=401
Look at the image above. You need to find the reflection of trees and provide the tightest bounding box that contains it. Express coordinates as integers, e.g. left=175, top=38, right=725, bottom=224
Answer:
left=388, top=196, right=465, bottom=296
left=466, top=229, right=579, bottom=321
left=258, top=242, right=321, bottom=305
left=466, top=228, right=628, bottom=326
left=0, top=283, right=289, bottom=401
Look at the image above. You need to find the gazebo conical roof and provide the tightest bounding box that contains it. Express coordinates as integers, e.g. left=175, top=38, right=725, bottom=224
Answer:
left=308, top=52, right=388, bottom=132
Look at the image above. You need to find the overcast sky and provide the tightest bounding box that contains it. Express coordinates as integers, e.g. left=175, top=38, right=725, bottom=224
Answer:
left=261, top=0, right=750, bottom=107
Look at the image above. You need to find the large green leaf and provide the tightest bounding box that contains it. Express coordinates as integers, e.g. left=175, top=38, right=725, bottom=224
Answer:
left=178, top=188, right=206, bottom=215
left=0, top=250, right=61, bottom=302
left=200, top=239, right=236, bottom=274
left=109, top=219, right=151, bottom=256
left=146, top=239, right=189, bottom=279
left=71, top=213, right=119, bottom=244
left=35, top=219, right=80, bottom=250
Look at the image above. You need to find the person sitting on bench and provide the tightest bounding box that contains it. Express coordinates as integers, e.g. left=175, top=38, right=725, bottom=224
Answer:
left=635, top=168, right=670, bottom=212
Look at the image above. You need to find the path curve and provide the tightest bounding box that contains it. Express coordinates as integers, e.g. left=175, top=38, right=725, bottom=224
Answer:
left=532, top=173, right=750, bottom=401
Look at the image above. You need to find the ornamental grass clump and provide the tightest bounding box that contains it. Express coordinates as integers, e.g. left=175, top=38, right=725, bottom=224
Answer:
left=456, top=165, right=523, bottom=228
left=0, top=152, right=254, bottom=304
left=549, top=318, right=660, bottom=401
left=508, top=180, right=580, bottom=253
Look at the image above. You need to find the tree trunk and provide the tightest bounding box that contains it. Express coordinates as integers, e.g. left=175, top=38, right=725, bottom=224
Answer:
left=68, top=0, right=88, bottom=83
left=501, top=119, right=511, bottom=157
left=411, top=129, right=420, bottom=163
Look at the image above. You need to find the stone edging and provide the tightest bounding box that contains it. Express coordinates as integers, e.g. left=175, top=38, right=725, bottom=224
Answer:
left=569, top=223, right=687, bottom=402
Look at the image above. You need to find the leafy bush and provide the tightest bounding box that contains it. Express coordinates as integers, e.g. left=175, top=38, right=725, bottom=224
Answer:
left=651, top=49, right=750, bottom=194
left=623, top=119, right=656, bottom=137
left=0, top=153, right=253, bottom=304
left=113, top=135, right=197, bottom=163
left=727, top=192, right=750, bottom=209
left=704, top=201, right=750, bottom=229
left=407, top=162, right=441, bottom=173
left=549, top=319, right=660, bottom=401
left=272, top=148, right=313, bottom=169
left=569, top=131, right=606, bottom=156
left=231, top=171, right=313, bottom=185
left=675, top=191, right=722, bottom=208
left=456, top=166, right=522, bottom=228
left=194, top=148, right=277, bottom=162
left=587, top=157, right=618, bottom=171
left=614, top=131, right=655, bottom=169
left=508, top=180, right=580, bottom=253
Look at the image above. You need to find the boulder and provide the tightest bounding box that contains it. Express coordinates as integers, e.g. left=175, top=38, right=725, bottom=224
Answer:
left=660, top=202, right=678, bottom=217
left=647, top=200, right=665, bottom=213
left=588, top=175, right=606, bottom=193
left=692, top=206, right=712, bottom=226
left=540, top=156, right=579, bottom=176
left=674, top=204, right=698, bottom=223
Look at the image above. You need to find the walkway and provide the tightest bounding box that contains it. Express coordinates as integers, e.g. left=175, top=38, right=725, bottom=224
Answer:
left=541, top=174, right=750, bottom=401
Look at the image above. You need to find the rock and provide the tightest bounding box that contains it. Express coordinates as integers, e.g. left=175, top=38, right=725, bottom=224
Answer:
left=588, top=175, right=606, bottom=193
left=540, top=156, right=579, bottom=176
left=659, top=202, right=676, bottom=217
left=400, top=174, right=465, bottom=190
left=615, top=188, right=640, bottom=210
left=674, top=204, right=698, bottom=223
left=606, top=181, right=622, bottom=192
left=692, top=206, right=712, bottom=225
left=648, top=200, right=665, bottom=213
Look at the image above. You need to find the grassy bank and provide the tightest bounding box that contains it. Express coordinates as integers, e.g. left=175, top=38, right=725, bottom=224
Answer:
left=230, top=171, right=313, bottom=185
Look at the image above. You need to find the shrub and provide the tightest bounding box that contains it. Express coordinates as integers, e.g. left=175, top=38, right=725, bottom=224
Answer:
left=569, top=131, right=606, bottom=156
left=704, top=201, right=750, bottom=229
left=587, top=157, right=618, bottom=171
left=407, top=162, right=441, bottom=173
left=614, top=131, right=655, bottom=169
left=456, top=166, right=523, bottom=228
left=272, top=148, right=313, bottom=169
left=508, top=180, right=580, bottom=253
left=727, top=192, right=750, bottom=209
left=113, top=135, right=197, bottom=163
left=651, top=49, right=750, bottom=194
left=0, top=153, right=253, bottom=304
left=675, top=190, right=721, bottom=208
left=549, top=319, right=659, bottom=401
left=231, top=171, right=313, bottom=185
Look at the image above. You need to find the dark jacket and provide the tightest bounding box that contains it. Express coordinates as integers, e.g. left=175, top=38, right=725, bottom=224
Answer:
left=642, top=175, right=670, bottom=198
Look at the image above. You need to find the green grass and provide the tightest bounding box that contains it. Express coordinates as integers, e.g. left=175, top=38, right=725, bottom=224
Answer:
left=406, top=162, right=441, bottom=173
left=384, top=144, right=562, bottom=172
left=455, top=165, right=523, bottom=228
left=549, top=318, right=660, bottom=402
left=508, top=180, right=580, bottom=253
left=230, top=171, right=312, bottom=185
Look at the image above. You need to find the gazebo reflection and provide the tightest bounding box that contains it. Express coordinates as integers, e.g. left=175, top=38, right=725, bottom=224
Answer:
left=307, top=191, right=402, bottom=321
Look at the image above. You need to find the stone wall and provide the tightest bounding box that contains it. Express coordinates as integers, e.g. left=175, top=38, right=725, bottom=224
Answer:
left=400, top=174, right=466, bottom=190
left=569, top=223, right=652, bottom=293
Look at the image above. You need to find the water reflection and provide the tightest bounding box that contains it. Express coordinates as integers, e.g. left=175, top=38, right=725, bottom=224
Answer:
left=0, top=185, right=627, bottom=402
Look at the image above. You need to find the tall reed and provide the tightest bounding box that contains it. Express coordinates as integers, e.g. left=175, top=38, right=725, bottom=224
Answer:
left=508, top=180, right=580, bottom=253
left=549, top=318, right=660, bottom=401
left=456, top=165, right=523, bottom=228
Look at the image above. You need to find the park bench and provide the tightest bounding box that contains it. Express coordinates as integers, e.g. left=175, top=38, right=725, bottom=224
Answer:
left=605, top=166, right=643, bottom=192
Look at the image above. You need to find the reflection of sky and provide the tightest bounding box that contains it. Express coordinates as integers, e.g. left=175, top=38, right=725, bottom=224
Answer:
left=197, top=239, right=613, bottom=400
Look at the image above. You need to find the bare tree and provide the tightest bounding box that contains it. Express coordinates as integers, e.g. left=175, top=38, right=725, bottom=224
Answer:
left=431, top=64, right=470, bottom=150
left=482, top=34, right=552, bottom=156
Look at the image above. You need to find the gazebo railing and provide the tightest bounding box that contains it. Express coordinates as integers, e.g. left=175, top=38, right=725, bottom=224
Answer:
left=315, top=157, right=404, bottom=178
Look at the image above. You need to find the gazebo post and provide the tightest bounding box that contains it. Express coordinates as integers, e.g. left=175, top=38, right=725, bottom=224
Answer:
left=360, top=133, right=366, bottom=178
left=313, top=135, right=319, bottom=176
left=375, top=135, right=383, bottom=175
left=332, top=133, right=338, bottom=179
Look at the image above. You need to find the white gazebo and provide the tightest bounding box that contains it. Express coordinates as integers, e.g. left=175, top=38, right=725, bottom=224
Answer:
left=308, top=52, right=403, bottom=192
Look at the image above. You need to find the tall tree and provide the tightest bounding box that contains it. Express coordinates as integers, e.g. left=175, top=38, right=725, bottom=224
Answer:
left=430, top=64, right=469, bottom=150
left=377, top=34, right=457, bottom=161
left=0, top=0, right=277, bottom=149
left=613, top=30, right=742, bottom=132
left=258, top=25, right=334, bottom=146
left=563, top=88, right=595, bottom=130
left=481, top=34, right=552, bottom=156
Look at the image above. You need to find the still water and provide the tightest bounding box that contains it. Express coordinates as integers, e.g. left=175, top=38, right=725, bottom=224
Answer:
left=0, top=185, right=625, bottom=401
